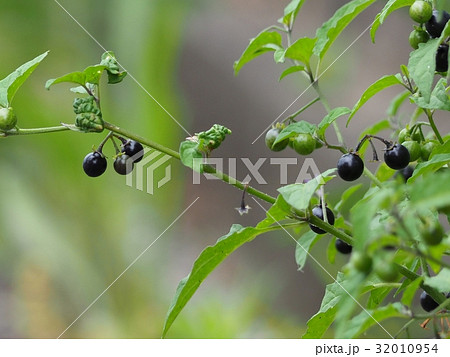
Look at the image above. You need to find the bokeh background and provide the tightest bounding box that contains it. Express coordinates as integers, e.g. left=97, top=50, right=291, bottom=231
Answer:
left=0, top=0, right=448, bottom=338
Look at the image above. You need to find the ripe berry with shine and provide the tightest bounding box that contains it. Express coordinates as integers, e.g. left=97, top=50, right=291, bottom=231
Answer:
left=420, top=291, right=439, bottom=312
left=114, top=154, right=134, bottom=175
left=309, top=205, right=335, bottom=234
left=122, top=140, right=144, bottom=163
left=335, top=239, right=352, bottom=254
left=425, top=10, right=450, bottom=38
left=83, top=151, right=107, bottom=177
left=384, top=144, right=410, bottom=170
left=337, top=153, right=364, bottom=181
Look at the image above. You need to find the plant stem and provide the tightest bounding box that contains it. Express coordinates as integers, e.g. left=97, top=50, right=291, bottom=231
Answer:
left=283, top=97, right=320, bottom=122
left=0, top=125, right=70, bottom=136
left=425, top=109, right=443, bottom=144
left=363, top=167, right=382, bottom=188
left=312, top=80, right=344, bottom=146
left=308, top=214, right=354, bottom=245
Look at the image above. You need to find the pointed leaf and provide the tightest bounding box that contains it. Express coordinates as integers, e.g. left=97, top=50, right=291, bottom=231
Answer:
left=162, top=196, right=291, bottom=337
left=234, top=31, right=282, bottom=75
left=284, top=37, right=317, bottom=67
left=45, top=71, right=86, bottom=90
left=295, top=231, right=319, bottom=271
left=347, top=74, right=403, bottom=126
left=317, top=107, right=351, bottom=139
left=370, top=0, right=415, bottom=43
left=408, top=38, right=441, bottom=102
left=279, top=65, right=306, bottom=81
left=281, top=0, right=306, bottom=26
left=83, top=65, right=107, bottom=85
left=0, top=51, right=49, bottom=107
left=302, top=272, right=346, bottom=338
left=409, top=169, right=450, bottom=209
left=409, top=154, right=450, bottom=183
left=424, top=268, right=450, bottom=293
left=179, top=141, right=203, bottom=173
left=314, top=0, right=377, bottom=59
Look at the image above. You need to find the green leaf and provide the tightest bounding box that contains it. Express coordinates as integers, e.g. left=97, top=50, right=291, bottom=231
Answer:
left=279, top=65, right=305, bottom=81
left=401, top=277, right=423, bottom=306
left=0, top=51, right=49, bottom=107
left=83, top=65, right=107, bottom=85
left=367, top=286, right=392, bottom=309
left=430, top=139, right=450, bottom=158
left=280, top=0, right=306, bottom=26
left=295, top=231, right=319, bottom=271
left=410, top=170, right=450, bottom=209
left=284, top=37, right=317, bottom=67
left=278, top=169, right=336, bottom=212
left=273, top=120, right=316, bottom=144
left=100, top=51, right=128, bottom=84
left=162, top=196, right=292, bottom=338
left=302, top=272, right=346, bottom=338
left=273, top=48, right=286, bottom=63
left=314, top=0, right=377, bottom=60
left=408, top=38, right=441, bottom=102
left=370, top=0, right=415, bottom=43
left=387, top=90, right=411, bottom=117
left=317, top=107, right=351, bottom=139
left=335, top=183, right=364, bottom=215
left=179, top=141, right=203, bottom=173
left=234, top=31, right=282, bottom=75
left=409, top=154, right=450, bottom=183
left=424, top=269, right=450, bottom=294
left=347, top=74, right=403, bottom=126
left=412, top=78, right=450, bottom=111
left=327, top=237, right=337, bottom=265
left=45, top=71, right=86, bottom=90
left=337, top=303, right=406, bottom=338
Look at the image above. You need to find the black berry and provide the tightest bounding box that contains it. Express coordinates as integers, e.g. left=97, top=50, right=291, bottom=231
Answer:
left=83, top=151, right=107, bottom=177
left=384, top=144, right=410, bottom=170
left=114, top=154, right=134, bottom=175
left=395, top=165, right=414, bottom=182
left=425, top=10, right=450, bottom=38
left=337, top=153, right=364, bottom=181
left=436, top=44, right=449, bottom=73
left=335, top=239, right=352, bottom=254
left=309, top=205, right=335, bottom=234
left=122, top=140, right=144, bottom=163
left=420, top=291, right=439, bottom=312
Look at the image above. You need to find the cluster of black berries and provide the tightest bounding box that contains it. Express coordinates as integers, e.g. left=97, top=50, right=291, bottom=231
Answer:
left=408, top=1, right=449, bottom=72
left=337, top=136, right=410, bottom=182
left=83, top=139, right=144, bottom=177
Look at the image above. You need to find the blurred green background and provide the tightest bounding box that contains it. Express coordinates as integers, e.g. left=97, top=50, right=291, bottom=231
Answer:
left=0, top=0, right=446, bottom=338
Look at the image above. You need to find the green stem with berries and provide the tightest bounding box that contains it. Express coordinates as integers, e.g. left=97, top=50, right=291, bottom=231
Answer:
left=424, top=109, right=444, bottom=144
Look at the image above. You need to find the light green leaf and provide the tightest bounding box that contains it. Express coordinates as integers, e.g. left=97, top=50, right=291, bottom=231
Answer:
left=278, top=169, right=336, bottom=212
left=335, top=183, right=364, bottom=215
left=279, top=65, right=306, bottom=81
left=387, top=90, right=411, bottom=117
left=424, top=269, right=450, bottom=293
left=179, top=141, right=203, bottom=173
left=83, top=65, right=107, bottom=85
left=302, top=272, right=346, bottom=338
left=162, top=196, right=292, bottom=338
left=408, top=38, right=441, bottom=102
left=234, top=31, right=282, bottom=75
left=0, top=51, right=49, bottom=107
left=280, top=0, right=306, bottom=26
left=409, top=154, right=450, bottom=183
left=337, top=303, right=406, bottom=338
left=317, top=107, right=351, bottom=139
left=284, top=37, right=317, bottom=67
left=274, top=48, right=286, bottom=63
left=410, top=170, right=450, bottom=209
left=273, top=120, right=316, bottom=144
left=370, top=0, right=415, bottom=43
left=367, top=286, right=392, bottom=309
left=314, top=0, right=377, bottom=59
left=45, top=71, right=86, bottom=90
left=295, top=231, right=319, bottom=271
left=401, top=277, right=423, bottom=306
left=327, top=237, right=337, bottom=265
left=412, top=78, right=450, bottom=111
left=347, top=74, right=403, bottom=125
left=430, top=140, right=450, bottom=158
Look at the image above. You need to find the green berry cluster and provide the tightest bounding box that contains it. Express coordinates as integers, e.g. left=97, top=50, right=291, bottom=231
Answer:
left=265, top=123, right=319, bottom=156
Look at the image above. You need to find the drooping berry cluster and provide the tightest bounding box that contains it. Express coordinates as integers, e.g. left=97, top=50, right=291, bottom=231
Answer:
left=82, top=136, right=144, bottom=178
left=265, top=123, right=321, bottom=156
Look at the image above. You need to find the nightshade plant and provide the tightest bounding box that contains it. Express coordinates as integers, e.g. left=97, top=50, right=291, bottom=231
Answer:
left=1, top=0, right=450, bottom=338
